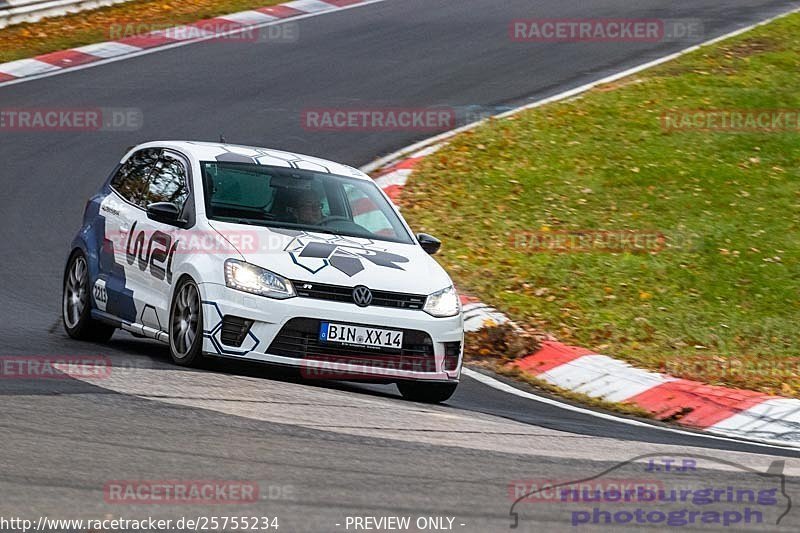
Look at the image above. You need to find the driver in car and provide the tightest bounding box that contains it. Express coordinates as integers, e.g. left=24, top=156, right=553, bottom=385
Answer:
left=293, top=188, right=325, bottom=225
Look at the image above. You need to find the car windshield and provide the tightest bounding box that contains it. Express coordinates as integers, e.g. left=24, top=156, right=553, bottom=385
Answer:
left=200, top=162, right=413, bottom=244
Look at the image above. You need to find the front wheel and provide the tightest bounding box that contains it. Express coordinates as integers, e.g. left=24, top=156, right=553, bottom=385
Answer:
left=397, top=381, right=458, bottom=403
left=62, top=251, right=115, bottom=342
left=169, top=278, right=204, bottom=367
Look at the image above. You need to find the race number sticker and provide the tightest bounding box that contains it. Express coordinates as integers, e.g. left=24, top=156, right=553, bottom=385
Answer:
left=93, top=279, right=108, bottom=311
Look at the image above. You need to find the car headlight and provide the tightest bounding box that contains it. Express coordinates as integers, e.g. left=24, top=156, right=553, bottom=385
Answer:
left=423, top=285, right=460, bottom=317
left=224, top=259, right=295, bottom=299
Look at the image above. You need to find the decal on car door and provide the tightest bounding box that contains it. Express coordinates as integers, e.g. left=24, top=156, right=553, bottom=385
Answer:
left=125, top=220, right=179, bottom=283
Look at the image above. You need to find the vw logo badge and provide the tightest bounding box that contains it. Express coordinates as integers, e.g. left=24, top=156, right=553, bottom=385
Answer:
left=352, top=285, right=373, bottom=307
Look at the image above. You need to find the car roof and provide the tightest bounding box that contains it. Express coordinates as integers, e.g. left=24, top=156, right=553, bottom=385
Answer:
left=129, top=140, right=370, bottom=180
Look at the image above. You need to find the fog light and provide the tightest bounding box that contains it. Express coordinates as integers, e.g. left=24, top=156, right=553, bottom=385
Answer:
left=220, top=315, right=254, bottom=347
left=443, top=342, right=461, bottom=371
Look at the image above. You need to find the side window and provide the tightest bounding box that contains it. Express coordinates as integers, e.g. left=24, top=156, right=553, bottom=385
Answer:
left=342, top=183, right=398, bottom=238
left=110, top=148, right=161, bottom=207
left=144, top=153, right=190, bottom=210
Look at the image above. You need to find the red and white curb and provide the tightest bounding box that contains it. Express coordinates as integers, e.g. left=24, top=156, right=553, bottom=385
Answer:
left=0, top=0, right=373, bottom=85
left=517, top=342, right=800, bottom=445
left=364, top=82, right=800, bottom=449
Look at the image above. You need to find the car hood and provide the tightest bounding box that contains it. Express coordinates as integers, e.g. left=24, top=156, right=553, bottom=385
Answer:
left=208, top=220, right=453, bottom=294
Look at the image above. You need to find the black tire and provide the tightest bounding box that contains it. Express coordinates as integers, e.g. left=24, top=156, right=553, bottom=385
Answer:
left=62, top=250, right=115, bottom=342
left=397, top=381, right=458, bottom=403
left=168, top=277, right=204, bottom=367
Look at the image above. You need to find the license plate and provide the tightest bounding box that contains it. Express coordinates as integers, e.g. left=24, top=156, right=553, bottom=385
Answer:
left=319, top=322, right=403, bottom=349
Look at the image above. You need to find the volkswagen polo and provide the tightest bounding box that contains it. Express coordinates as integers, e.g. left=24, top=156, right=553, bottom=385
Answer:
left=62, top=141, right=463, bottom=402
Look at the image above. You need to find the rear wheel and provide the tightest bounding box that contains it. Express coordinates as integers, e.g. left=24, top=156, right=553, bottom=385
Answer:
left=62, top=251, right=115, bottom=342
left=397, top=381, right=458, bottom=403
left=169, top=277, right=204, bottom=367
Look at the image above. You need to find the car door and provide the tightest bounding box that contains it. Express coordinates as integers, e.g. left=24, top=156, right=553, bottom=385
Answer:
left=100, top=147, right=161, bottom=324
left=134, top=149, right=192, bottom=330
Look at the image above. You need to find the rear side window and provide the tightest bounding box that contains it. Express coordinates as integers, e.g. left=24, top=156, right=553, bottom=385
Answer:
left=110, top=148, right=161, bottom=207
left=144, top=153, right=190, bottom=211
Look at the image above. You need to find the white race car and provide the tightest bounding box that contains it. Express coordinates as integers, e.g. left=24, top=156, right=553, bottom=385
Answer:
left=63, top=141, right=463, bottom=402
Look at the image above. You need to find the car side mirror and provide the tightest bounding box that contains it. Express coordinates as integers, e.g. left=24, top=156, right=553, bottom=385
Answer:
left=417, top=233, right=441, bottom=255
left=147, top=202, right=183, bottom=225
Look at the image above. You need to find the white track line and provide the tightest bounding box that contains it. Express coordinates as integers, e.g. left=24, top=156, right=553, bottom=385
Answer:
left=0, top=0, right=391, bottom=89
left=463, top=369, right=800, bottom=451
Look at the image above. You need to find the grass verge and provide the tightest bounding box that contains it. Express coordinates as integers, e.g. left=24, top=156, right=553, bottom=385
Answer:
left=0, top=0, right=286, bottom=63
left=402, top=14, right=800, bottom=397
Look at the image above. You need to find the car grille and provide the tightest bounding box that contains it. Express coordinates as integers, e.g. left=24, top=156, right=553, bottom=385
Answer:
left=267, top=318, right=436, bottom=372
left=291, top=280, right=426, bottom=310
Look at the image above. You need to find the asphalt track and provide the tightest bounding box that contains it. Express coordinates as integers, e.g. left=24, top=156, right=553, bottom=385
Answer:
left=2, top=0, right=800, bottom=531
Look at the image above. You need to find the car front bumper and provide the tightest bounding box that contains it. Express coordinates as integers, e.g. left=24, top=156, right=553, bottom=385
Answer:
left=199, top=283, right=464, bottom=382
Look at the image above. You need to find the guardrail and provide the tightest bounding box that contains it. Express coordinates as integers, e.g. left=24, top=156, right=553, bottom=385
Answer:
left=0, top=0, right=132, bottom=29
